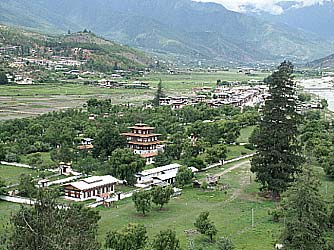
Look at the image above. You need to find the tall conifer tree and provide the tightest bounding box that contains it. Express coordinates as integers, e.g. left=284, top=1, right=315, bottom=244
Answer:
left=251, top=61, right=303, bottom=198
left=280, top=168, right=328, bottom=250
left=152, top=79, right=165, bottom=106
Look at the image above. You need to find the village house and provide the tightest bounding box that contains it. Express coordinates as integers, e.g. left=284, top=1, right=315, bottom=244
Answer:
left=63, top=175, right=121, bottom=201
left=77, top=138, right=94, bottom=150
left=135, top=163, right=198, bottom=187
left=122, top=123, right=161, bottom=164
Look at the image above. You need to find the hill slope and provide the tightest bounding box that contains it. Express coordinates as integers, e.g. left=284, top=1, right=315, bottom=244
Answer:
left=0, top=24, right=152, bottom=70
left=307, top=54, right=334, bottom=68
left=0, top=0, right=333, bottom=63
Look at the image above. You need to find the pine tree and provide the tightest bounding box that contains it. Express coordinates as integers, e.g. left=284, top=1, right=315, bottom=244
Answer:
left=251, top=61, right=303, bottom=198
left=10, top=190, right=100, bottom=250
left=280, top=168, right=328, bottom=250
left=0, top=71, right=8, bottom=85
left=152, top=229, right=180, bottom=250
left=152, top=79, right=165, bottom=106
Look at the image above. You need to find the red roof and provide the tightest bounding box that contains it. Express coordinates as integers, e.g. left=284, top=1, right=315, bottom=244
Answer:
left=141, top=151, right=158, bottom=158
left=121, top=132, right=161, bottom=138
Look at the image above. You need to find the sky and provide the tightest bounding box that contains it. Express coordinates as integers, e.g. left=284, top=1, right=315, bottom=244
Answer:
left=195, top=0, right=331, bottom=14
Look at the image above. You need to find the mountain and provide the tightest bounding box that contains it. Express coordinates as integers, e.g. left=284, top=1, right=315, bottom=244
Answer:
left=0, top=24, right=152, bottom=70
left=0, top=0, right=333, bottom=64
left=256, top=1, right=334, bottom=39
left=307, top=54, right=334, bottom=68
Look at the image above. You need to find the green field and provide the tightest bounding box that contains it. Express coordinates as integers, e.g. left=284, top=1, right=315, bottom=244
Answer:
left=226, top=145, right=255, bottom=160
left=0, top=70, right=269, bottom=120
left=0, top=164, right=36, bottom=186
left=237, top=126, right=256, bottom=144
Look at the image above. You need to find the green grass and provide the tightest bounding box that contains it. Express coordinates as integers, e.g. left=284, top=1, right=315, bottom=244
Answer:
left=0, top=161, right=333, bottom=250
left=0, top=164, right=36, bottom=185
left=20, top=152, right=56, bottom=168
left=0, top=84, right=152, bottom=97
left=237, top=126, right=256, bottom=144
left=144, top=70, right=269, bottom=92
left=96, top=161, right=280, bottom=249
left=226, top=145, right=255, bottom=160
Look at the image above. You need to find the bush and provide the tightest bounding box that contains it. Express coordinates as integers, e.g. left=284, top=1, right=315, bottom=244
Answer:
left=217, top=237, right=235, bottom=250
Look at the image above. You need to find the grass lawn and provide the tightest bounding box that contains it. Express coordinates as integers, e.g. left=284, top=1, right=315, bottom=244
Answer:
left=20, top=152, right=56, bottom=168
left=0, top=164, right=36, bottom=186
left=226, top=145, right=255, bottom=160
left=237, top=126, right=256, bottom=144
left=0, top=160, right=333, bottom=250
left=96, top=161, right=281, bottom=249
left=0, top=201, right=20, bottom=234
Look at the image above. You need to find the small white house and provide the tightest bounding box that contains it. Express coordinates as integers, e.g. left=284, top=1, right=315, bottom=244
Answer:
left=63, top=175, right=121, bottom=201
left=135, top=163, right=197, bottom=187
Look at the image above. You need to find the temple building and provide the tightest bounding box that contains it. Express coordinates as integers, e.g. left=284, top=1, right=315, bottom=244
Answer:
left=63, top=175, right=121, bottom=201
left=122, top=123, right=161, bottom=164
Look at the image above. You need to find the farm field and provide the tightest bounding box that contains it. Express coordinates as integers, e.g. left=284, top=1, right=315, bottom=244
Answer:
left=0, top=70, right=269, bottom=120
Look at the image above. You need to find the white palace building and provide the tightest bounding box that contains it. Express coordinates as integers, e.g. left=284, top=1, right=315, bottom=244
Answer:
left=63, top=175, right=121, bottom=201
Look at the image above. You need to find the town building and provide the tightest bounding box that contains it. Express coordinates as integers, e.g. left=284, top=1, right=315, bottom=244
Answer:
left=122, top=123, right=161, bottom=164
left=63, top=175, right=121, bottom=201
left=135, top=163, right=198, bottom=187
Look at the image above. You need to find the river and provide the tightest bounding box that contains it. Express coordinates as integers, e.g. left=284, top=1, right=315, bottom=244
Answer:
left=298, top=77, right=334, bottom=111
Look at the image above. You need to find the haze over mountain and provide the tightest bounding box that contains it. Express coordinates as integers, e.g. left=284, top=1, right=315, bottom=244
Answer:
left=0, top=0, right=333, bottom=64
left=252, top=1, right=334, bottom=39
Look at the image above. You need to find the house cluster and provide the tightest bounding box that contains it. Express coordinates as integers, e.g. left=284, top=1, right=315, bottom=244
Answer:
left=160, top=86, right=268, bottom=109
left=95, top=80, right=149, bottom=89
left=62, top=163, right=197, bottom=201
left=9, top=56, right=84, bottom=70
left=5, top=73, right=34, bottom=85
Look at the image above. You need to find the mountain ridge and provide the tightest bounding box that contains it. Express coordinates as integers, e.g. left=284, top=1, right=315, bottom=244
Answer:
left=1, top=0, right=334, bottom=64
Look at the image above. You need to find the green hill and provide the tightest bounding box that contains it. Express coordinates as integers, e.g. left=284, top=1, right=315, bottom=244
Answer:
left=0, top=24, right=152, bottom=71
left=307, top=53, right=334, bottom=68
left=0, top=0, right=333, bottom=64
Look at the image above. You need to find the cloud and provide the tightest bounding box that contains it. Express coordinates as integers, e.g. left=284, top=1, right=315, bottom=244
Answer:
left=194, top=0, right=332, bottom=14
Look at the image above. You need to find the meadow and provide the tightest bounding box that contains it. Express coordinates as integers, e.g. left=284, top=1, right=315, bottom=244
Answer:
left=0, top=69, right=269, bottom=120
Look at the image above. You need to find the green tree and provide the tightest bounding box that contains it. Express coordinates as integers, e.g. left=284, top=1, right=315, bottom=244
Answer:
left=154, top=152, right=172, bottom=167
left=194, top=211, right=217, bottom=242
left=50, top=147, right=73, bottom=164
left=26, top=153, right=43, bottom=168
left=280, top=168, right=328, bottom=250
left=204, top=144, right=227, bottom=164
left=0, top=178, right=6, bottom=195
left=132, top=190, right=152, bottom=216
left=75, top=156, right=100, bottom=175
left=320, top=99, right=328, bottom=109
left=151, top=185, right=174, bottom=209
left=217, top=237, right=235, bottom=250
left=17, top=174, right=38, bottom=198
left=0, top=71, right=8, bottom=85
left=151, top=229, right=180, bottom=250
left=108, top=148, right=145, bottom=185
left=105, top=223, right=147, bottom=250
left=93, top=126, right=126, bottom=159
left=184, top=157, right=206, bottom=170
left=9, top=190, right=100, bottom=250
left=152, top=79, right=165, bottom=106
left=176, top=166, right=194, bottom=187
left=251, top=61, right=303, bottom=198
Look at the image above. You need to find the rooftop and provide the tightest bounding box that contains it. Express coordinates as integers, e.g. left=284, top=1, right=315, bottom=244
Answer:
left=137, top=163, right=181, bottom=177
left=64, top=175, right=121, bottom=191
